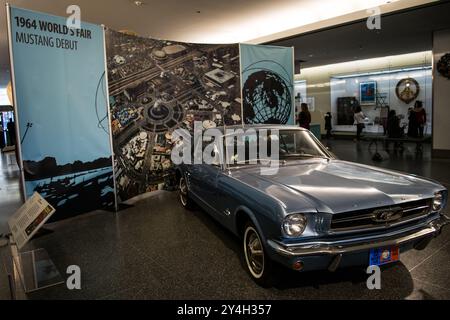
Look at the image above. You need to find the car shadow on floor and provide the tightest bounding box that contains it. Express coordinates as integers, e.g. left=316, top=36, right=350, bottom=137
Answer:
left=188, top=202, right=415, bottom=299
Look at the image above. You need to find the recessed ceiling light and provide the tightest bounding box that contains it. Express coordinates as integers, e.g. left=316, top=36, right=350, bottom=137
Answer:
left=134, top=1, right=144, bottom=6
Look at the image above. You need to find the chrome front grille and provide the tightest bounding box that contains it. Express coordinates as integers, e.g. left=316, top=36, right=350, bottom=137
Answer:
left=330, top=199, right=432, bottom=233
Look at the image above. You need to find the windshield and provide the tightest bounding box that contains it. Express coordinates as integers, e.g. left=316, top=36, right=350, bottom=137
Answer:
left=226, top=129, right=329, bottom=167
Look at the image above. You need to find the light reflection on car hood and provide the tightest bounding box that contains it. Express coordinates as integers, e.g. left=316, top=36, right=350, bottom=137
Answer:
left=231, top=159, right=444, bottom=214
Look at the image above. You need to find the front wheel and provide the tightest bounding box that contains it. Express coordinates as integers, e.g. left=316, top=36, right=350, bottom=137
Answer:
left=243, top=223, right=274, bottom=287
left=179, top=175, right=194, bottom=210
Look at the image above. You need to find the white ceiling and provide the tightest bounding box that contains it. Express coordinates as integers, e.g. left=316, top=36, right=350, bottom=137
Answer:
left=0, top=0, right=435, bottom=87
left=273, top=1, right=450, bottom=68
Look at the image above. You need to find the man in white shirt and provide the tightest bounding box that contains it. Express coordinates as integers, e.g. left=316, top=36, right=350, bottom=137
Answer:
left=354, top=106, right=366, bottom=141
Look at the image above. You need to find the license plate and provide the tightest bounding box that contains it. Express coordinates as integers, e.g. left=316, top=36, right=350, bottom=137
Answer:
left=369, top=246, right=399, bottom=266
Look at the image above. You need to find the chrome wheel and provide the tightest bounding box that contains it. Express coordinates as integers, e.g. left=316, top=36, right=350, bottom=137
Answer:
left=179, top=177, right=188, bottom=207
left=244, top=226, right=265, bottom=279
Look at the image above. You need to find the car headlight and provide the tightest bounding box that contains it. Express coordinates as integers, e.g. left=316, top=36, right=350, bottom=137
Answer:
left=283, top=214, right=307, bottom=237
left=433, top=192, right=443, bottom=211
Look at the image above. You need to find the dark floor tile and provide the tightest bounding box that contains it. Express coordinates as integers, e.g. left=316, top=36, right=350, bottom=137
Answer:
left=409, top=243, right=450, bottom=289
left=407, top=278, right=450, bottom=300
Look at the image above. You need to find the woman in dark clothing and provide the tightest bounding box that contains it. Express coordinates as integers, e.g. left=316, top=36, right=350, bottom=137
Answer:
left=386, top=110, right=404, bottom=151
left=298, top=103, right=311, bottom=130
left=7, top=118, right=16, bottom=146
left=324, top=112, right=332, bottom=139
left=414, top=100, right=426, bottom=138
left=387, top=110, right=403, bottom=138
left=407, top=107, right=417, bottom=138
left=0, top=122, right=5, bottom=149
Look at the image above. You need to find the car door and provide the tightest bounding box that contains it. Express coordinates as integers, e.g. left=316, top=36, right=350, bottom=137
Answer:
left=188, top=142, right=223, bottom=218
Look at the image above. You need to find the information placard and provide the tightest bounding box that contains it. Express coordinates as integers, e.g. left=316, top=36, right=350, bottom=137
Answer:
left=8, top=192, right=56, bottom=250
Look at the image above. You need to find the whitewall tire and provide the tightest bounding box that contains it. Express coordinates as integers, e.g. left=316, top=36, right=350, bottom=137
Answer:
left=243, top=223, right=274, bottom=287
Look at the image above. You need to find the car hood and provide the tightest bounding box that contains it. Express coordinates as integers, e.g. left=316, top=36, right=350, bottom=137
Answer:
left=231, top=159, right=444, bottom=214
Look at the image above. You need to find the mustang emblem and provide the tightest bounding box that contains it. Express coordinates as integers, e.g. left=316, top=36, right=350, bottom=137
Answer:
left=373, top=208, right=403, bottom=223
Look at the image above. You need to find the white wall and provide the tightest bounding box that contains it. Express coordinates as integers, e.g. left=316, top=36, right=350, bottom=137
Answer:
left=296, top=51, right=433, bottom=133
left=294, top=80, right=307, bottom=117
left=330, top=68, right=432, bottom=133
left=0, top=88, right=11, bottom=105
left=433, top=29, right=450, bottom=155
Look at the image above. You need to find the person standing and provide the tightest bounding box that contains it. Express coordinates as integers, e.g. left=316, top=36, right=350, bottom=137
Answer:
left=354, top=106, right=366, bottom=141
left=380, top=105, right=390, bottom=136
left=407, top=107, right=418, bottom=138
left=7, top=118, right=16, bottom=146
left=324, top=112, right=332, bottom=139
left=298, top=103, right=311, bottom=130
left=413, top=101, right=426, bottom=138
left=386, top=110, right=405, bottom=150
left=0, top=121, right=5, bottom=150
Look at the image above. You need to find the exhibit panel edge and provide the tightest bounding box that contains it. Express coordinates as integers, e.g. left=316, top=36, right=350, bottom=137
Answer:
left=6, top=3, right=27, bottom=202
left=101, top=25, right=119, bottom=212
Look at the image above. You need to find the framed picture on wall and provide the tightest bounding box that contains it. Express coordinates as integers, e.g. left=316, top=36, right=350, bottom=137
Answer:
left=299, top=97, right=315, bottom=112
left=360, top=81, right=377, bottom=105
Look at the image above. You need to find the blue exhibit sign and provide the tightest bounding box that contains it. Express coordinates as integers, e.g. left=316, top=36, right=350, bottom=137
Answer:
left=240, top=44, right=295, bottom=125
left=8, top=6, right=115, bottom=220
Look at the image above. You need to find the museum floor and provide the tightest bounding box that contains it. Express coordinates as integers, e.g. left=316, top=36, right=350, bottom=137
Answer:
left=1, top=139, right=450, bottom=300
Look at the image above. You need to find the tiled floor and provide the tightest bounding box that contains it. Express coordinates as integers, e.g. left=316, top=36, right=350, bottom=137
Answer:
left=0, top=151, right=21, bottom=234
left=0, top=152, right=21, bottom=300
left=0, top=140, right=449, bottom=300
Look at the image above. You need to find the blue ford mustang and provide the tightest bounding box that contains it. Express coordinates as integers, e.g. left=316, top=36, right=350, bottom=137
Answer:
left=176, top=125, right=449, bottom=286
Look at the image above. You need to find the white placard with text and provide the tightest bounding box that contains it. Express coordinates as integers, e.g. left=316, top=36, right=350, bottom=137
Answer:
left=8, top=192, right=56, bottom=250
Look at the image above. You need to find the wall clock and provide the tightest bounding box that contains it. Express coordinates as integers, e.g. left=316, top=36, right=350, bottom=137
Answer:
left=396, top=78, right=420, bottom=104
left=437, top=53, right=450, bottom=79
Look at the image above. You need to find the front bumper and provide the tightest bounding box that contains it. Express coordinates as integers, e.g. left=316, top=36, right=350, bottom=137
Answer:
left=267, top=215, right=450, bottom=271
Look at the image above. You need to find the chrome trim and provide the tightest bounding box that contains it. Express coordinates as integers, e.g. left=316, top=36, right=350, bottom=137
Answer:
left=330, top=212, right=432, bottom=234
left=268, top=215, right=450, bottom=257
left=330, top=201, right=432, bottom=233
left=403, top=205, right=430, bottom=213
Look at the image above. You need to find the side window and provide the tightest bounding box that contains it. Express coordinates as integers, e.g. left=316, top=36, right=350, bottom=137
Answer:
left=211, top=144, right=221, bottom=167
left=202, top=136, right=222, bottom=168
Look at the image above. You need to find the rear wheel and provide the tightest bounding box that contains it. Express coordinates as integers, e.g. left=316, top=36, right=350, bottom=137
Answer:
left=179, top=176, right=194, bottom=210
left=243, top=222, right=274, bottom=287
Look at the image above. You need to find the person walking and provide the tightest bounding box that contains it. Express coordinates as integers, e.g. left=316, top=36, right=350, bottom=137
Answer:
left=298, top=103, right=311, bottom=130
left=324, top=112, right=332, bottom=139
left=354, top=106, right=366, bottom=142
left=407, top=107, right=417, bottom=138
left=380, top=105, right=390, bottom=136
left=413, top=101, right=426, bottom=138
left=7, top=118, right=16, bottom=146
left=0, top=121, right=5, bottom=150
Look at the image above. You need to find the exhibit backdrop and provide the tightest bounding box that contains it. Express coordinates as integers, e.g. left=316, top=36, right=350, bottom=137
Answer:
left=240, top=44, right=295, bottom=125
left=106, top=31, right=296, bottom=202
left=8, top=6, right=116, bottom=220
left=106, top=30, right=243, bottom=201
